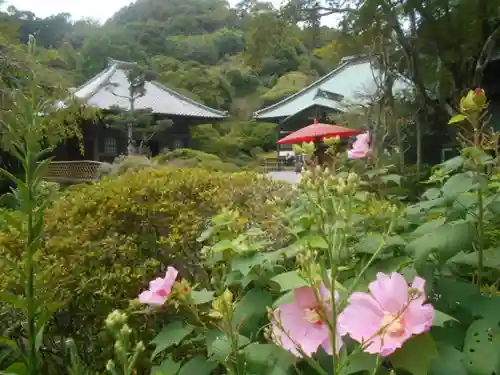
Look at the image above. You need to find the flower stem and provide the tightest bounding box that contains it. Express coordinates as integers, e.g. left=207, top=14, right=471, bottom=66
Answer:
left=24, top=150, right=39, bottom=375
left=476, top=182, right=485, bottom=288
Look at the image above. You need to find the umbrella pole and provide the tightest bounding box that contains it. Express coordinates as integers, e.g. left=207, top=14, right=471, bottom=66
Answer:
left=314, top=139, right=324, bottom=166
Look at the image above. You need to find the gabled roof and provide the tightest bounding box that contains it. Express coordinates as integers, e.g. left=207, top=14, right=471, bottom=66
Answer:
left=253, top=56, right=412, bottom=120
left=71, top=58, right=227, bottom=119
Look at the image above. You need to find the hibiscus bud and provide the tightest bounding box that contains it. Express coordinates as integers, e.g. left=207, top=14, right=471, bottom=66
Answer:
left=106, top=360, right=116, bottom=371
left=135, top=341, right=146, bottom=352
left=460, top=88, right=487, bottom=113
left=119, top=324, right=132, bottom=339
left=292, top=144, right=304, bottom=154
left=323, top=137, right=336, bottom=146
left=473, top=88, right=487, bottom=108
left=347, top=172, right=359, bottom=185
left=105, top=310, right=128, bottom=330
left=222, top=289, right=234, bottom=304
left=302, top=142, right=316, bottom=154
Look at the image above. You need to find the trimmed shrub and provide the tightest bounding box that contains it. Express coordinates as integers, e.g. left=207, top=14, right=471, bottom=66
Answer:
left=155, top=148, right=240, bottom=172
left=97, top=154, right=160, bottom=177
left=0, top=167, right=293, bottom=370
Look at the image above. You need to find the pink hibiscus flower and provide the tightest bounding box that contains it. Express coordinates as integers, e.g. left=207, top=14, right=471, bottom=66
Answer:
left=271, top=284, right=343, bottom=357
left=338, top=272, right=434, bottom=356
left=347, top=132, right=371, bottom=159
left=138, top=266, right=178, bottom=306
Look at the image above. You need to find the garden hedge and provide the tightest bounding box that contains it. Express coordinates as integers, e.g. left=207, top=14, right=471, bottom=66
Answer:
left=0, top=166, right=292, bottom=370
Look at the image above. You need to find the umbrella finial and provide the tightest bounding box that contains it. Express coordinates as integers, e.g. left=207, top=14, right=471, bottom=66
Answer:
left=314, top=119, right=318, bottom=124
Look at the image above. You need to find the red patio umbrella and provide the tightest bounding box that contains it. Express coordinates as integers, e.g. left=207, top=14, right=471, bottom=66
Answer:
left=276, top=119, right=362, bottom=144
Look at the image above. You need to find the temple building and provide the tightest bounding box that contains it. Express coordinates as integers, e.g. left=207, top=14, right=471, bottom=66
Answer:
left=54, top=58, right=227, bottom=162
left=253, top=55, right=411, bottom=157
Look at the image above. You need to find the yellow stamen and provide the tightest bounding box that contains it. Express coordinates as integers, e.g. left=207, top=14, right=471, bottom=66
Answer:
left=304, top=308, right=322, bottom=325
left=381, top=312, right=404, bottom=336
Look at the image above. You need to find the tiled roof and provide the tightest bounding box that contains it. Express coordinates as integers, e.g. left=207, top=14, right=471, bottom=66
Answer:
left=253, top=56, right=412, bottom=120
left=71, top=59, right=227, bottom=118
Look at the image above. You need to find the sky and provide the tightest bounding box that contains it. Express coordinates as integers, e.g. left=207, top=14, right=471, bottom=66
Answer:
left=6, top=0, right=136, bottom=22
left=6, top=0, right=291, bottom=23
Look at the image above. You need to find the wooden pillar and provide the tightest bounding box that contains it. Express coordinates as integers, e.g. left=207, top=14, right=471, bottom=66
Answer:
left=93, top=135, right=99, bottom=161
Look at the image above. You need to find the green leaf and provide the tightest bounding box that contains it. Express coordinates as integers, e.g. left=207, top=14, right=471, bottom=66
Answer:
left=0, top=337, right=21, bottom=354
left=432, top=310, right=458, bottom=327
left=429, top=344, right=468, bottom=375
left=0, top=293, right=25, bottom=310
left=462, top=318, right=500, bottom=375
left=151, top=357, right=182, bottom=375
left=410, top=218, right=446, bottom=237
left=35, top=324, right=45, bottom=352
left=390, top=333, right=439, bottom=375
left=433, top=155, right=465, bottom=175
left=355, top=234, right=406, bottom=255
left=303, top=235, right=328, bottom=249
left=233, top=288, right=273, bottom=333
left=448, top=114, right=466, bottom=124
left=441, top=172, right=476, bottom=199
left=2, top=362, right=27, bottom=375
left=231, top=253, right=265, bottom=276
left=151, top=321, right=194, bottom=359
left=339, top=351, right=377, bottom=375
left=272, top=289, right=295, bottom=308
left=380, top=174, right=402, bottom=185
left=407, top=220, right=476, bottom=268
left=211, top=239, right=233, bottom=253
left=190, top=289, right=215, bottom=305
left=448, top=248, right=500, bottom=269
left=196, top=227, right=213, bottom=243
left=271, top=271, right=307, bottom=291
left=178, top=356, right=217, bottom=375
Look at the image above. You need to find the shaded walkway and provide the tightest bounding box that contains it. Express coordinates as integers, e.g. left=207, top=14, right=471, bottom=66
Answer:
left=266, top=171, right=301, bottom=184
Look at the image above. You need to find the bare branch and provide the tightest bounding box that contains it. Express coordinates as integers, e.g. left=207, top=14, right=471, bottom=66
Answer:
left=473, top=25, right=500, bottom=87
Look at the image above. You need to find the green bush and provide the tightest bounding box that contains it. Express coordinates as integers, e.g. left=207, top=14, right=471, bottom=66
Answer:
left=155, top=148, right=240, bottom=172
left=0, top=167, right=293, bottom=370
left=98, top=154, right=160, bottom=177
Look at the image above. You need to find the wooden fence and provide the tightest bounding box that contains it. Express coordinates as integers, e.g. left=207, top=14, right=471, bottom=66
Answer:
left=45, top=160, right=107, bottom=184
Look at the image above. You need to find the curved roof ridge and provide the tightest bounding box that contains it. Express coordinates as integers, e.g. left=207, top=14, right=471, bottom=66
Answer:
left=149, top=81, right=227, bottom=117
left=253, top=55, right=370, bottom=117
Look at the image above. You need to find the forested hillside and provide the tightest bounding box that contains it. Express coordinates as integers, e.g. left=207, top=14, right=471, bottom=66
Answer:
left=1, top=0, right=499, bottom=139
left=0, top=0, right=361, bottom=120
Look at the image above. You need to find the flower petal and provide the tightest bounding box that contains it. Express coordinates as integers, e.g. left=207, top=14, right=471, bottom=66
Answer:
left=338, top=292, right=384, bottom=341
left=138, top=290, right=166, bottom=305
left=368, top=272, right=408, bottom=314
left=294, top=286, right=318, bottom=309
left=402, top=301, right=434, bottom=335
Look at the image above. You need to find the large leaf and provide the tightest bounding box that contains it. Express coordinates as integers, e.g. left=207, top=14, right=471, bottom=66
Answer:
left=242, top=343, right=286, bottom=373
left=190, top=289, right=215, bottom=305
left=429, top=344, right=468, bottom=375
left=441, top=172, right=477, bottom=200
left=355, top=234, right=406, bottom=255
left=390, top=333, right=439, bottom=375
left=462, top=318, right=500, bottom=375
left=339, top=351, right=377, bottom=375
left=177, top=356, right=217, bottom=375
left=209, top=334, right=250, bottom=362
left=1, top=362, right=27, bottom=375
left=151, top=321, right=194, bottom=359
left=407, top=220, right=476, bottom=268
left=448, top=248, right=500, bottom=269
left=410, top=218, right=446, bottom=238
left=231, top=253, right=265, bottom=276
left=151, top=357, right=182, bottom=375
left=233, top=288, right=273, bottom=333
left=270, top=271, right=307, bottom=291
left=433, top=310, right=458, bottom=327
